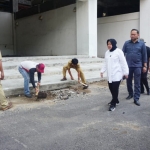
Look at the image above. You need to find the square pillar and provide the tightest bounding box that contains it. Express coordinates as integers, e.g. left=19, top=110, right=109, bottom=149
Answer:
left=76, top=0, right=97, bottom=57
left=140, top=0, right=150, bottom=46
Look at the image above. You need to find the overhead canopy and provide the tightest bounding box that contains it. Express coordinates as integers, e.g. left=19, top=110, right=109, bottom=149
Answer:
left=98, top=0, right=139, bottom=17
left=0, top=0, right=139, bottom=19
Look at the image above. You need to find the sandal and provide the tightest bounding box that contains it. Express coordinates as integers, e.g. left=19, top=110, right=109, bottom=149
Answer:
left=2, top=102, right=13, bottom=111
left=61, top=78, right=67, bottom=81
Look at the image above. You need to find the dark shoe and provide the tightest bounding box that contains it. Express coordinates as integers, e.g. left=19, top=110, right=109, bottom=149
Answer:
left=2, top=102, right=13, bottom=111
left=134, top=100, right=140, bottom=106
left=25, top=94, right=32, bottom=98
left=147, top=91, right=150, bottom=95
left=141, top=91, right=144, bottom=94
left=83, top=85, right=88, bottom=90
left=108, top=101, right=112, bottom=106
left=108, top=101, right=119, bottom=106
left=61, top=77, right=67, bottom=81
left=109, top=105, right=116, bottom=111
left=126, top=95, right=133, bottom=100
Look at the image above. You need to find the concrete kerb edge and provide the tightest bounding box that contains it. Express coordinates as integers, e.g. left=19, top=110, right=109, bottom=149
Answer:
left=4, top=80, right=77, bottom=97
left=4, top=77, right=107, bottom=97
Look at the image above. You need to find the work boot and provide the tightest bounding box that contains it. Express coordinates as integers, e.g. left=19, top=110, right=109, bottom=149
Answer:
left=2, top=102, right=13, bottom=111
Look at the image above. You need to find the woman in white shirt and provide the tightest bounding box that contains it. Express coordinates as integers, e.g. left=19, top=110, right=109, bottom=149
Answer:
left=101, top=39, right=129, bottom=111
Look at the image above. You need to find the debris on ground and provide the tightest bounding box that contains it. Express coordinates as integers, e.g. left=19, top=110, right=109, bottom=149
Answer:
left=48, top=84, right=91, bottom=101
left=6, top=81, right=113, bottom=108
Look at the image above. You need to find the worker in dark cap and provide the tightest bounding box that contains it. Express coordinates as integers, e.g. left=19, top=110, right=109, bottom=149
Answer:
left=140, top=38, right=150, bottom=95
left=61, top=58, right=88, bottom=89
left=123, top=29, right=147, bottom=106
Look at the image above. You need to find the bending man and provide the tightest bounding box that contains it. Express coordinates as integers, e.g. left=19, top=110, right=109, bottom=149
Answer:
left=61, top=58, right=88, bottom=89
left=18, top=61, right=45, bottom=98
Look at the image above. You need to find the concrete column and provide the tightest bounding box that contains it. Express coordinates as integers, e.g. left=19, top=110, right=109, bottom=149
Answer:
left=12, top=13, right=17, bottom=55
left=76, top=0, right=97, bottom=57
left=140, top=0, right=150, bottom=46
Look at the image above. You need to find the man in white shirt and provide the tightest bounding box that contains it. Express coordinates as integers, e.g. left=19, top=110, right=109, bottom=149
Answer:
left=18, top=61, right=45, bottom=98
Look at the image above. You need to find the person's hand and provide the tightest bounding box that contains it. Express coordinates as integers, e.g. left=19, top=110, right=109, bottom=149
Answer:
left=143, top=67, right=147, bottom=73
left=71, top=76, right=74, bottom=80
left=0, top=71, right=4, bottom=80
left=37, top=82, right=40, bottom=86
left=124, top=75, right=128, bottom=79
left=35, top=87, right=39, bottom=95
left=100, top=73, right=103, bottom=78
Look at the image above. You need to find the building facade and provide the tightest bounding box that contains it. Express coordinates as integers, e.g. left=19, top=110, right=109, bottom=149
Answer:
left=0, top=0, right=149, bottom=57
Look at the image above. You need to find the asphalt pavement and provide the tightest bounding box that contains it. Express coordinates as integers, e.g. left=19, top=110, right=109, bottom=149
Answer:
left=0, top=82, right=150, bottom=150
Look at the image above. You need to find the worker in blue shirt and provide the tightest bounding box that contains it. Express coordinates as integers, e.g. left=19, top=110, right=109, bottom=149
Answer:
left=122, top=29, right=147, bottom=106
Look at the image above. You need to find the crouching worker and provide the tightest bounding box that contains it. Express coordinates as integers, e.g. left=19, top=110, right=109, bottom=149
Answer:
left=18, top=61, right=45, bottom=98
left=0, top=51, right=13, bottom=111
left=61, top=58, right=88, bottom=89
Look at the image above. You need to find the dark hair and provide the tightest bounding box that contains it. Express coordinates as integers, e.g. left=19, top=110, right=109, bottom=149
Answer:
left=72, top=58, right=78, bottom=65
left=131, top=29, right=139, bottom=34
